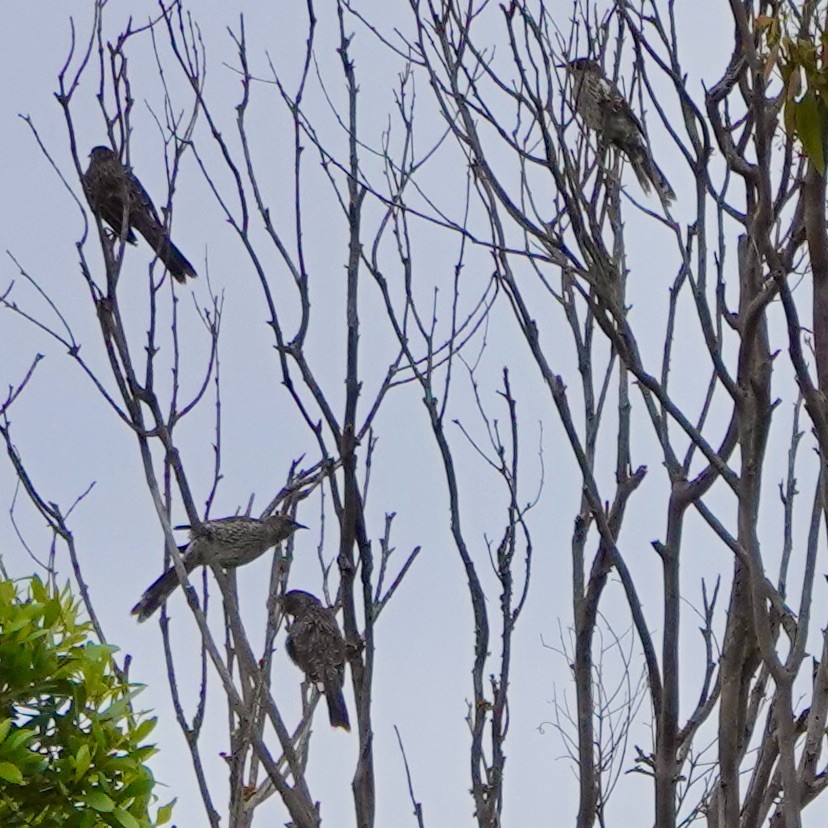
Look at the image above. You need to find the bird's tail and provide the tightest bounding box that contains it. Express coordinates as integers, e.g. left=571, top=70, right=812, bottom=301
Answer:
left=155, top=235, right=197, bottom=283
left=629, top=148, right=675, bottom=204
left=138, top=223, right=197, bottom=283
left=323, top=680, right=351, bottom=731
left=131, top=547, right=195, bottom=622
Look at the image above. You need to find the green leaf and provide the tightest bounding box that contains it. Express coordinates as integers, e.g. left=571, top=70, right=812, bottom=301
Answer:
left=120, top=776, right=154, bottom=800
left=84, top=642, right=118, bottom=663
left=795, top=90, right=826, bottom=173
left=111, top=808, right=140, bottom=828
left=100, top=696, right=130, bottom=723
left=43, top=595, right=62, bottom=627
left=5, top=728, right=34, bottom=751
left=0, top=761, right=23, bottom=784
left=29, top=577, right=48, bottom=603
left=131, top=717, right=156, bottom=744
left=155, top=799, right=176, bottom=825
left=132, top=745, right=157, bottom=762
left=3, top=615, right=32, bottom=634
left=85, top=790, right=115, bottom=812
left=74, top=744, right=92, bottom=781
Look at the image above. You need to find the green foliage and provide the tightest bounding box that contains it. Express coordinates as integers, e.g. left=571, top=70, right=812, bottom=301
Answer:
left=0, top=577, right=174, bottom=827
left=759, top=9, right=828, bottom=174
left=781, top=33, right=828, bottom=174
left=793, top=88, right=826, bottom=172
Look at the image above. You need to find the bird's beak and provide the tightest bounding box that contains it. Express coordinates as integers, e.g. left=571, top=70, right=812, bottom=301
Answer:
left=293, top=522, right=308, bottom=531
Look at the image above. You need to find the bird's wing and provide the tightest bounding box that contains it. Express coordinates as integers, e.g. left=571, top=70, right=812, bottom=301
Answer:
left=285, top=632, right=303, bottom=670
left=287, top=610, right=346, bottom=682
left=201, top=516, right=258, bottom=529
left=317, top=610, right=347, bottom=670
left=126, top=169, right=164, bottom=229
left=286, top=617, right=318, bottom=678
left=609, top=97, right=646, bottom=139
left=600, top=75, right=646, bottom=140
left=188, top=516, right=258, bottom=544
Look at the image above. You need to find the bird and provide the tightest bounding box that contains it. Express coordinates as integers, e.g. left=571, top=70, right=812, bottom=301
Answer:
left=562, top=58, right=675, bottom=203
left=281, top=589, right=350, bottom=731
left=82, top=146, right=197, bottom=282
left=131, top=515, right=305, bottom=622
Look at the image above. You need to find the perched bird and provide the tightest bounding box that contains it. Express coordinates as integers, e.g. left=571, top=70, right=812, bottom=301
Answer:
left=132, top=515, right=305, bottom=622
left=281, top=589, right=350, bottom=731
left=562, top=58, right=675, bottom=203
left=82, top=146, right=197, bottom=282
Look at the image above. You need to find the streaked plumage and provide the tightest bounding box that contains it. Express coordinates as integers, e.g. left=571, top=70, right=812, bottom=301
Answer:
left=564, top=58, right=675, bottom=203
left=132, top=515, right=305, bottom=622
left=82, top=146, right=197, bottom=282
left=282, top=589, right=350, bottom=731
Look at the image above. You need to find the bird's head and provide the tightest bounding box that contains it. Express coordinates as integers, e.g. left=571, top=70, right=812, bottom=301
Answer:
left=281, top=589, right=322, bottom=617
left=560, top=57, right=601, bottom=75
left=265, top=514, right=307, bottom=538
left=89, top=146, right=117, bottom=161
